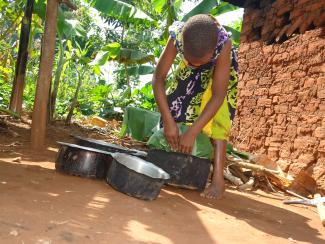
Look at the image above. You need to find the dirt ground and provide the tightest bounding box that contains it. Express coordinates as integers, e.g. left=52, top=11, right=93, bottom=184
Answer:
left=0, top=119, right=324, bottom=244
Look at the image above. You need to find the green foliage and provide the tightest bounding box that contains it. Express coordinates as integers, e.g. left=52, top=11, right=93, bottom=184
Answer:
left=132, top=81, right=156, bottom=110
left=182, top=0, right=219, bottom=21
left=0, top=0, right=243, bottom=121
left=148, top=124, right=214, bottom=159
left=90, top=0, right=152, bottom=20
left=0, top=78, right=11, bottom=107
left=210, top=1, right=238, bottom=16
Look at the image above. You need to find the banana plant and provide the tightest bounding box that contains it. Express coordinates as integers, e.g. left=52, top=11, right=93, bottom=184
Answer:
left=114, top=65, right=154, bottom=76
left=33, top=0, right=86, bottom=38
left=65, top=40, right=93, bottom=124
left=90, top=41, right=155, bottom=100
left=86, top=0, right=154, bottom=25
left=51, top=25, right=86, bottom=120
left=182, top=0, right=219, bottom=21
left=91, top=42, right=154, bottom=66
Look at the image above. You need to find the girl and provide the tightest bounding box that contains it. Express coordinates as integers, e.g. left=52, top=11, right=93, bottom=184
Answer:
left=152, top=14, right=238, bottom=199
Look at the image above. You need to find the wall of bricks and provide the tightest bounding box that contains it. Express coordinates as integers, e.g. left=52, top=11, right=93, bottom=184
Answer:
left=231, top=0, right=325, bottom=190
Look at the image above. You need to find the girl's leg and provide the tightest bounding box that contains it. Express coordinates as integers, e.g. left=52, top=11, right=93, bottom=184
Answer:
left=200, top=139, right=227, bottom=199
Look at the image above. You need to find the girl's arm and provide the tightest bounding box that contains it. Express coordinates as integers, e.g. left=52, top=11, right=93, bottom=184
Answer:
left=179, top=39, right=232, bottom=154
left=152, top=38, right=179, bottom=150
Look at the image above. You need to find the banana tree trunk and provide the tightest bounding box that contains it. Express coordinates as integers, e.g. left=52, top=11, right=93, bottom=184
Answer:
left=50, top=36, right=66, bottom=121
left=31, top=0, right=58, bottom=149
left=65, top=70, right=83, bottom=125
left=9, top=0, right=34, bottom=115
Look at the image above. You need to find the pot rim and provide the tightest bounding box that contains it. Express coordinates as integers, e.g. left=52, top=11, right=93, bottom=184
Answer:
left=73, top=135, right=129, bottom=150
left=73, top=135, right=148, bottom=157
left=113, top=153, right=170, bottom=180
left=57, top=141, right=114, bottom=156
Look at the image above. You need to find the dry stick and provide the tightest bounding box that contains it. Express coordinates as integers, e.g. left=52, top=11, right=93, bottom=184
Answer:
left=224, top=168, right=243, bottom=186
left=229, top=166, right=249, bottom=182
left=264, top=175, right=278, bottom=193
left=286, top=190, right=308, bottom=200
left=238, top=177, right=255, bottom=190
left=227, top=162, right=249, bottom=182
left=227, top=156, right=280, bottom=175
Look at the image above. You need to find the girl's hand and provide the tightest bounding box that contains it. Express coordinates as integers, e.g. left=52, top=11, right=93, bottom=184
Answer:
left=179, top=127, right=197, bottom=154
left=164, top=120, right=179, bottom=151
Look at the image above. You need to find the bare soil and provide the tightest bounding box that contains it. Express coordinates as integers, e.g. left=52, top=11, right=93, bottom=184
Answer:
left=0, top=119, right=324, bottom=244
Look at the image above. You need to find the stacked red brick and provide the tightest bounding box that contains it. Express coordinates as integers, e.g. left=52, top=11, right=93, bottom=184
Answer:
left=240, top=0, right=325, bottom=43
left=231, top=0, right=325, bottom=190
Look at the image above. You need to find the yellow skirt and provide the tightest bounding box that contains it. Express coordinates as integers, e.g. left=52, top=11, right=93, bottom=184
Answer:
left=198, top=79, right=231, bottom=141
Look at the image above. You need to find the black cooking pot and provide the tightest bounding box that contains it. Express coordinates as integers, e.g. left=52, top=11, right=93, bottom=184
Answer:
left=55, top=142, right=113, bottom=179
left=106, top=153, right=170, bottom=201
left=147, top=149, right=211, bottom=190
left=73, top=135, right=147, bottom=159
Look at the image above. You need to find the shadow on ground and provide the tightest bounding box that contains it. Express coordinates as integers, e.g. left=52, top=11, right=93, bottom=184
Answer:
left=0, top=161, right=324, bottom=244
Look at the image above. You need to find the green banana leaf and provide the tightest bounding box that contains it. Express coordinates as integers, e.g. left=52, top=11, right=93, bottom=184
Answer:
left=119, top=48, right=155, bottom=65
left=182, top=0, right=219, bottom=21
left=91, top=44, right=155, bottom=66
left=147, top=124, right=250, bottom=160
left=153, top=0, right=166, bottom=14
left=147, top=124, right=214, bottom=160
left=114, top=65, right=154, bottom=76
left=120, top=107, right=161, bottom=141
left=88, top=0, right=153, bottom=22
left=33, top=0, right=85, bottom=38
left=210, top=2, right=238, bottom=16
left=90, top=42, right=121, bottom=66
left=223, top=25, right=241, bottom=43
left=226, top=143, right=250, bottom=160
left=57, top=18, right=86, bottom=38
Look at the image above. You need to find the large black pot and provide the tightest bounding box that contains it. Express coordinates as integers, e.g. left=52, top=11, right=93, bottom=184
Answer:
left=55, top=142, right=113, bottom=179
left=73, top=135, right=147, bottom=158
left=106, top=153, right=170, bottom=201
left=147, top=149, right=211, bottom=191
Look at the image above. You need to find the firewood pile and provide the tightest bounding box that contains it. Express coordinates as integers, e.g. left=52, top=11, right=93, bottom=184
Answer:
left=225, top=149, right=319, bottom=198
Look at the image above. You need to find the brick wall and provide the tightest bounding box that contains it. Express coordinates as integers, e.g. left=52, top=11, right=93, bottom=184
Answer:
left=231, top=0, right=325, bottom=190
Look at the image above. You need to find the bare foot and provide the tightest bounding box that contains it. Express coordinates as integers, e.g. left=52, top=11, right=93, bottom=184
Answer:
left=200, top=181, right=225, bottom=199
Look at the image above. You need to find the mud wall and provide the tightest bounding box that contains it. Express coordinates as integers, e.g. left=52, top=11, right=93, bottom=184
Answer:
left=231, top=0, right=325, bottom=190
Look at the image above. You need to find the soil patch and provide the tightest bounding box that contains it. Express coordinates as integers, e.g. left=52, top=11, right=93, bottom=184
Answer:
left=0, top=119, right=324, bottom=244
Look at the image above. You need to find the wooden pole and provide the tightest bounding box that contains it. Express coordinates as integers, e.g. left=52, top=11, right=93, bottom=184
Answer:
left=31, top=0, right=58, bottom=149
left=9, top=0, right=34, bottom=115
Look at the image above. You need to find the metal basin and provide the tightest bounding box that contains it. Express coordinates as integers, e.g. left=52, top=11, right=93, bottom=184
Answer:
left=106, top=153, right=170, bottom=200
left=147, top=149, right=211, bottom=190
left=73, top=135, right=147, bottom=158
left=113, top=153, right=169, bottom=180
left=55, top=142, right=113, bottom=179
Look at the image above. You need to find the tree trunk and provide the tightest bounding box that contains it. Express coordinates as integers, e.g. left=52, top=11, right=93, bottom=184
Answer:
left=65, top=70, right=83, bottom=125
left=50, top=36, right=65, bottom=121
left=31, top=0, right=58, bottom=149
left=9, top=0, right=34, bottom=114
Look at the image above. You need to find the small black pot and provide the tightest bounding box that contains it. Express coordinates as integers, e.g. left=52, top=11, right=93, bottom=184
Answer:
left=106, top=153, right=170, bottom=201
left=147, top=149, right=211, bottom=190
left=55, top=142, right=113, bottom=179
left=73, top=136, right=147, bottom=159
